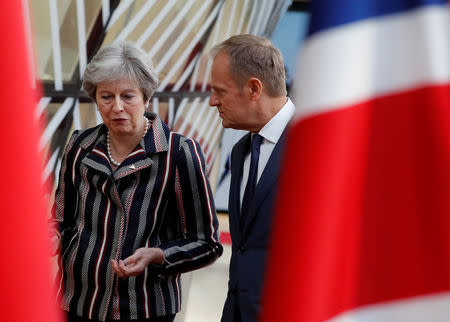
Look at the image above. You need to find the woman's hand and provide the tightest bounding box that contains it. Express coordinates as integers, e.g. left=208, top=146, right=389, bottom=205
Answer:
left=110, top=247, right=164, bottom=278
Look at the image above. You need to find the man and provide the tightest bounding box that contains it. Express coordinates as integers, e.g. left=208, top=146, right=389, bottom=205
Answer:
left=209, top=34, right=295, bottom=322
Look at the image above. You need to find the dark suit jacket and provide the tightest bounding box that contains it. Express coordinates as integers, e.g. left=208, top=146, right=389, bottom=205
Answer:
left=221, top=130, right=287, bottom=322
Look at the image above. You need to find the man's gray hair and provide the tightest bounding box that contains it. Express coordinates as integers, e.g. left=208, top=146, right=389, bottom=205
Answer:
left=209, top=34, right=287, bottom=97
left=82, top=42, right=159, bottom=102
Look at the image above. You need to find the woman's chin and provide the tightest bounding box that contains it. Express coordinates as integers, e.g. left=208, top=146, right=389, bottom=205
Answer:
left=108, top=126, right=136, bottom=137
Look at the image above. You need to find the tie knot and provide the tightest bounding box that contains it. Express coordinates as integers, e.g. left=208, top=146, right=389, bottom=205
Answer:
left=251, top=134, right=263, bottom=150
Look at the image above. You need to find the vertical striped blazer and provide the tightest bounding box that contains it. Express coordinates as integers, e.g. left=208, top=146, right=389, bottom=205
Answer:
left=52, top=115, right=223, bottom=321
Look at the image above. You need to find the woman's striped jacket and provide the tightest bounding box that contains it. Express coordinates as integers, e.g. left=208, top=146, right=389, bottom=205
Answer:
left=52, top=115, right=223, bottom=321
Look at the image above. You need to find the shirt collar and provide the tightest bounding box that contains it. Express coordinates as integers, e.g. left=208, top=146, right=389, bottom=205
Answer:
left=258, top=97, right=295, bottom=144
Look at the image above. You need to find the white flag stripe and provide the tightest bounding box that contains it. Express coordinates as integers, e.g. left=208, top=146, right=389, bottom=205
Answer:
left=293, top=5, right=449, bottom=122
left=328, top=292, right=450, bottom=322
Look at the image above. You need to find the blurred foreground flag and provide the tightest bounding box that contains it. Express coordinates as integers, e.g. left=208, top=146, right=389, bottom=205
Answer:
left=0, top=1, right=61, bottom=322
left=261, top=1, right=450, bottom=322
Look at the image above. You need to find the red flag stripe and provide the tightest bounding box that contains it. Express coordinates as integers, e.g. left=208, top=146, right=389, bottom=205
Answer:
left=261, top=83, right=450, bottom=322
left=292, top=5, right=449, bottom=121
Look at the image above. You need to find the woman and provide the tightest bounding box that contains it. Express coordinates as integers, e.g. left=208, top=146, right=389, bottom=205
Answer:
left=51, top=42, right=222, bottom=322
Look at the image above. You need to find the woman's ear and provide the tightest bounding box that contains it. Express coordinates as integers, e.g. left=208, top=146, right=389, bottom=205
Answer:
left=247, top=77, right=263, bottom=101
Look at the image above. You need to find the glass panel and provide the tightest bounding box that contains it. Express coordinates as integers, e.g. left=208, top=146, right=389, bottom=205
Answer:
left=79, top=102, right=99, bottom=129
left=103, top=0, right=220, bottom=89
left=188, top=0, right=255, bottom=90
left=30, top=0, right=52, bottom=80
left=29, top=0, right=101, bottom=82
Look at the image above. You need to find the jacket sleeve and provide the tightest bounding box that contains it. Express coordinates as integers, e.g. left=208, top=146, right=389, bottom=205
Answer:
left=49, top=130, right=80, bottom=255
left=155, top=137, right=223, bottom=275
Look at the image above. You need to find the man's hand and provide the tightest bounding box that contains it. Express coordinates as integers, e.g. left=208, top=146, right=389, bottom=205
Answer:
left=111, top=247, right=164, bottom=277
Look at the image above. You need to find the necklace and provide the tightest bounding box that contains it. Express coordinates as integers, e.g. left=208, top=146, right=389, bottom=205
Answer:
left=107, top=117, right=150, bottom=167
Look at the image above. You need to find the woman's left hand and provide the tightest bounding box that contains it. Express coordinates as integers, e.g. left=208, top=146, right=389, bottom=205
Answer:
left=111, top=247, right=164, bottom=277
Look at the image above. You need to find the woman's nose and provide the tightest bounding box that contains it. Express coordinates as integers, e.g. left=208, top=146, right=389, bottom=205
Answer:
left=112, top=97, right=123, bottom=112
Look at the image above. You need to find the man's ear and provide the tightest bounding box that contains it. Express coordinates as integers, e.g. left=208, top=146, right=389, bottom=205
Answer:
left=247, top=77, right=263, bottom=101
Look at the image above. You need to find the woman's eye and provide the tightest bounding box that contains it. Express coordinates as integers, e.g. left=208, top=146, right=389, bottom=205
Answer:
left=101, top=95, right=111, bottom=100
left=123, top=94, right=134, bottom=99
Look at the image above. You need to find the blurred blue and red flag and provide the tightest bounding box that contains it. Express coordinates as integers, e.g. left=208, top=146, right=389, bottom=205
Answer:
left=261, top=1, right=450, bottom=321
left=0, top=1, right=61, bottom=321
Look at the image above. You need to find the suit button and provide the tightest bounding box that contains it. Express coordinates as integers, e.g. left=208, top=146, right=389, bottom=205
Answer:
left=238, top=246, right=247, bottom=253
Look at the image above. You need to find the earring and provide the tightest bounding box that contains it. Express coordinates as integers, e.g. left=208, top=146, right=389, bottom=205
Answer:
left=145, top=103, right=149, bottom=109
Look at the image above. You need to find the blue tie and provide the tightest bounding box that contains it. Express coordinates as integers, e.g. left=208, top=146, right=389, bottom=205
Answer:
left=240, top=134, right=263, bottom=228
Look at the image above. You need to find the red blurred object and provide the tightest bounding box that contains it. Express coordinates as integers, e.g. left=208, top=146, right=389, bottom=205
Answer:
left=0, top=1, right=62, bottom=321
left=260, top=1, right=450, bottom=321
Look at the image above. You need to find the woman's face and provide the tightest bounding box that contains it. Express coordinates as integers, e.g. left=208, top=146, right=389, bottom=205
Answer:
left=96, top=78, right=147, bottom=137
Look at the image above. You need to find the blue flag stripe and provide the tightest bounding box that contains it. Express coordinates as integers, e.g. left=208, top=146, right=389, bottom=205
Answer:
left=308, top=0, right=448, bottom=36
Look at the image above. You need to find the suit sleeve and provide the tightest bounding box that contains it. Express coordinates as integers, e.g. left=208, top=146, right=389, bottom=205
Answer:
left=49, top=130, right=80, bottom=255
left=155, top=138, right=223, bottom=275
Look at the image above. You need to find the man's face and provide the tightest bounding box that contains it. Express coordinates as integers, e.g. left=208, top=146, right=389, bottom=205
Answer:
left=209, top=52, right=252, bottom=130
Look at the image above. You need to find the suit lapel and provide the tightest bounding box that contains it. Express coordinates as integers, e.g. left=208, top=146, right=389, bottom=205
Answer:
left=241, top=129, right=288, bottom=238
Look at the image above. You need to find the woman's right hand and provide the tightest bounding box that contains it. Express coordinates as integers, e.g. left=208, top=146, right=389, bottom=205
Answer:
left=111, top=247, right=164, bottom=278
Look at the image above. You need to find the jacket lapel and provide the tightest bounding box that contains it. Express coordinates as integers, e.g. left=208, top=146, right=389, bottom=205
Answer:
left=113, top=116, right=170, bottom=180
left=80, top=126, right=112, bottom=176
left=80, top=116, right=170, bottom=179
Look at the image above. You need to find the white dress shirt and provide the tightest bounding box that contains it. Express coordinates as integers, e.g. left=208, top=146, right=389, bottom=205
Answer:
left=240, top=97, right=295, bottom=206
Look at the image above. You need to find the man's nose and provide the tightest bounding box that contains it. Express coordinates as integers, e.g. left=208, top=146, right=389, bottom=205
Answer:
left=209, top=93, right=218, bottom=107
